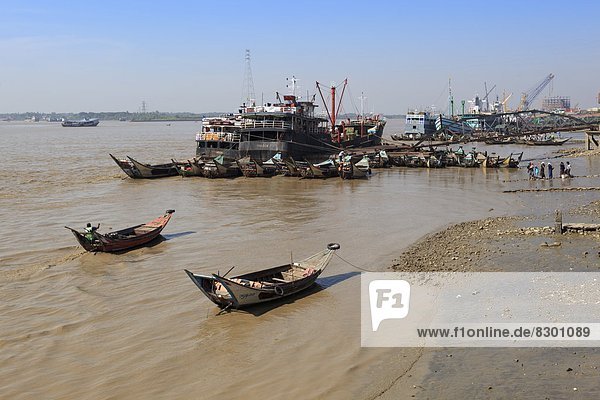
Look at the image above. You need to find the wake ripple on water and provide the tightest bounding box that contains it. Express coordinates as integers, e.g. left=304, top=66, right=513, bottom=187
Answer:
left=0, top=248, right=85, bottom=282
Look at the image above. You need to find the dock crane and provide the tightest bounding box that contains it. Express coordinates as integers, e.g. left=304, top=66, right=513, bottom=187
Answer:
left=518, top=73, right=554, bottom=111
left=482, top=82, right=496, bottom=112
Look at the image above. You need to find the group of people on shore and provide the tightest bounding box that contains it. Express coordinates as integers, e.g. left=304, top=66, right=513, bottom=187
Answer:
left=527, top=160, right=572, bottom=180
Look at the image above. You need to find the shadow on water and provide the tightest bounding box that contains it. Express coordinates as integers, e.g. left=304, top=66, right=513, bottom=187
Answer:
left=224, top=271, right=360, bottom=317
left=162, top=231, right=195, bottom=240
left=317, top=271, right=360, bottom=288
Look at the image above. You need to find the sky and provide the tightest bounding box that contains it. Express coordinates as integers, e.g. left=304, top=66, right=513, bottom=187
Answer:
left=1, top=0, right=599, bottom=114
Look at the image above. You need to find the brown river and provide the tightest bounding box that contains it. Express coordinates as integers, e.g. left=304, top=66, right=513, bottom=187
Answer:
left=1, top=119, right=597, bottom=399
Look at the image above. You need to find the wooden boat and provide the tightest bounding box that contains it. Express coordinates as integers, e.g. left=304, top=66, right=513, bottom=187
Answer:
left=110, top=154, right=179, bottom=179
left=499, top=152, right=523, bottom=168
left=484, top=137, right=515, bottom=145
left=370, top=150, right=391, bottom=168
left=339, top=155, right=370, bottom=179
left=202, top=155, right=240, bottom=178
left=426, top=154, right=444, bottom=168
left=481, top=154, right=501, bottom=168
left=65, top=210, right=174, bottom=252
left=185, top=243, right=340, bottom=309
left=173, top=158, right=205, bottom=177
left=236, top=156, right=278, bottom=177
left=300, top=159, right=338, bottom=179
left=524, top=137, right=571, bottom=146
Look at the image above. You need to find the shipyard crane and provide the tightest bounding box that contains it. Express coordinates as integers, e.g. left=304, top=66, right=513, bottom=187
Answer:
left=501, top=92, right=512, bottom=113
left=518, top=73, right=554, bottom=111
left=482, top=82, right=496, bottom=112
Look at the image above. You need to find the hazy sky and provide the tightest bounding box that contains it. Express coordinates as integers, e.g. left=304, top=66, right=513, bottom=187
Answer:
left=1, top=0, right=598, bottom=114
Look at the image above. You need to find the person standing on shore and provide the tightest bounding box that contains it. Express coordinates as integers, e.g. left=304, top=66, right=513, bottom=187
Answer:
left=533, top=164, right=539, bottom=179
left=540, top=162, right=546, bottom=179
left=527, top=162, right=534, bottom=179
left=559, top=161, right=565, bottom=178
left=566, top=161, right=572, bottom=177
left=547, top=162, right=553, bottom=179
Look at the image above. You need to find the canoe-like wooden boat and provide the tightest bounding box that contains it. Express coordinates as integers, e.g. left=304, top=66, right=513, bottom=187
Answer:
left=173, top=158, right=205, bottom=177
left=524, top=137, right=571, bottom=146
left=185, top=243, right=340, bottom=309
left=236, top=156, right=278, bottom=177
left=65, top=210, right=175, bottom=252
left=340, top=155, right=370, bottom=179
left=499, top=152, right=523, bottom=168
left=203, top=155, right=240, bottom=178
left=110, top=154, right=179, bottom=179
left=300, top=159, right=338, bottom=179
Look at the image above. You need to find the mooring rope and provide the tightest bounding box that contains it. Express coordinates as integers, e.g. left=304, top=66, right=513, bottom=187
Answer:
left=334, top=253, right=376, bottom=272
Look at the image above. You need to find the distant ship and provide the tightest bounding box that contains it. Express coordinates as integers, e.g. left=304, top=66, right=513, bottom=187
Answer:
left=61, top=118, right=100, bottom=127
left=195, top=77, right=385, bottom=161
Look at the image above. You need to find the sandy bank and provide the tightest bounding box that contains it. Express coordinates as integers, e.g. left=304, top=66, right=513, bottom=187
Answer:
left=379, top=201, right=600, bottom=399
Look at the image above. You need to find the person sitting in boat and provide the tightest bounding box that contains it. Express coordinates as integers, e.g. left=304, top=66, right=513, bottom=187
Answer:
left=456, top=146, right=465, bottom=155
left=84, top=223, right=100, bottom=242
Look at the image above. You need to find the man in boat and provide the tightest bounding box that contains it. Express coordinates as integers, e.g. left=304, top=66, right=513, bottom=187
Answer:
left=84, top=223, right=100, bottom=242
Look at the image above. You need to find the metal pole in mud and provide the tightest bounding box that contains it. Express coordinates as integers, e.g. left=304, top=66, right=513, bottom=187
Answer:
left=555, top=210, right=563, bottom=235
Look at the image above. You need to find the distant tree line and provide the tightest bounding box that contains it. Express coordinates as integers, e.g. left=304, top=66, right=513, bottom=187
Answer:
left=0, top=111, right=226, bottom=122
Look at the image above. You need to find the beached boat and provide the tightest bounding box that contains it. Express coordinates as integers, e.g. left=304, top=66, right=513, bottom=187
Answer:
left=484, top=137, right=516, bottom=145
left=110, top=154, right=179, bottom=179
left=61, top=118, right=100, bottom=127
left=524, top=137, right=571, bottom=146
left=65, top=210, right=174, bottom=252
left=184, top=243, right=340, bottom=309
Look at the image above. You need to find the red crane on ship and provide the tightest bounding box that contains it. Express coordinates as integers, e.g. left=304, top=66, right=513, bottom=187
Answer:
left=316, top=79, right=348, bottom=143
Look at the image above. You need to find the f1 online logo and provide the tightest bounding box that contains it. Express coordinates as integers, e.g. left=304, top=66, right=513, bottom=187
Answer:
left=369, top=280, right=411, bottom=331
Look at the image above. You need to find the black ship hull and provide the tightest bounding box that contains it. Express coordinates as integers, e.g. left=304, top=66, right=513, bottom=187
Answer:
left=196, top=130, right=383, bottom=161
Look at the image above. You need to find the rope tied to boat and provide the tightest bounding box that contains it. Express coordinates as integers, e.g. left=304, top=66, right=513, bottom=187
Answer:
left=334, top=253, right=376, bottom=272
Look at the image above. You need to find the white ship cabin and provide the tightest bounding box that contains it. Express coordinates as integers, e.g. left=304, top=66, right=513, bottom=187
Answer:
left=405, top=110, right=436, bottom=138
left=195, top=116, right=242, bottom=143
left=238, top=95, right=323, bottom=134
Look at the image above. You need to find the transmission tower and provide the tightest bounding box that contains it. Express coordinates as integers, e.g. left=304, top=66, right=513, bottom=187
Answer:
left=141, top=100, right=147, bottom=114
left=241, top=49, right=256, bottom=106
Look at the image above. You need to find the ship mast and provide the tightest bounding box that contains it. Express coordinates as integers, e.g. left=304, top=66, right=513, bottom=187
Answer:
left=316, top=79, right=348, bottom=143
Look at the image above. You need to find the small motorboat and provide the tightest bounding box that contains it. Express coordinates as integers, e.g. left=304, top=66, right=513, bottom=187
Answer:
left=185, top=243, right=340, bottom=309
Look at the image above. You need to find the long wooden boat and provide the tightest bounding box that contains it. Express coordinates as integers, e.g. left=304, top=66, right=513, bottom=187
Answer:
left=110, top=154, right=179, bottom=179
left=340, top=155, right=370, bottom=179
left=499, top=152, right=523, bottom=168
left=65, top=210, right=175, bottom=252
left=203, top=155, right=240, bottom=178
left=173, top=158, right=205, bottom=177
left=185, top=243, right=340, bottom=309
left=524, top=137, right=571, bottom=146
left=300, top=159, right=339, bottom=179
left=236, top=156, right=278, bottom=177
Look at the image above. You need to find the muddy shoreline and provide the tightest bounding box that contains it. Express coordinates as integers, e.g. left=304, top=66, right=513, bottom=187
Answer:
left=380, top=200, right=600, bottom=399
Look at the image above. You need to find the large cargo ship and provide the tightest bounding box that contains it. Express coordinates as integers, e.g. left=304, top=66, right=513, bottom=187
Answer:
left=195, top=78, right=385, bottom=161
